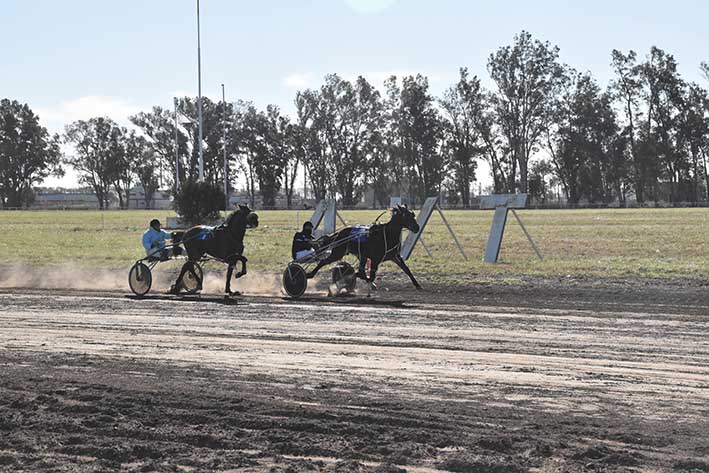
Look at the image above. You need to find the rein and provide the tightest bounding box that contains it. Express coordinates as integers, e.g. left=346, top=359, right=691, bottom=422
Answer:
left=373, top=209, right=388, bottom=224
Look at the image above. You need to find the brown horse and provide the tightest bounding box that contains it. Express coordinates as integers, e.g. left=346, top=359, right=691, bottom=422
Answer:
left=172, top=204, right=258, bottom=296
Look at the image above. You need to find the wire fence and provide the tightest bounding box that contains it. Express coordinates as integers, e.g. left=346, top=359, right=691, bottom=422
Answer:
left=3, top=201, right=709, bottom=212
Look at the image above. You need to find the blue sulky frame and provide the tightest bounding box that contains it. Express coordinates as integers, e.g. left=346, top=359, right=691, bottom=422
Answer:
left=281, top=229, right=369, bottom=299
left=128, top=241, right=204, bottom=297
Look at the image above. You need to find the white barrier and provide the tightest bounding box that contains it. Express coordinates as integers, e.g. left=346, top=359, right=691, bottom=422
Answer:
left=481, top=194, right=543, bottom=263
left=400, top=196, right=467, bottom=261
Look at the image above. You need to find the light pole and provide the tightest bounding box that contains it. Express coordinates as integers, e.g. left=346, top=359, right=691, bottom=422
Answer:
left=222, top=83, right=229, bottom=211
left=174, top=97, right=180, bottom=190
left=196, top=0, right=204, bottom=181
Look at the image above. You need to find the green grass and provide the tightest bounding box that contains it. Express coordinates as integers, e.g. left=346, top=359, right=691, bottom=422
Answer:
left=0, top=208, right=707, bottom=281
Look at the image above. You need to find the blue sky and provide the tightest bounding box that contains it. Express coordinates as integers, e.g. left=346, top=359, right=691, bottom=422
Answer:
left=2, top=0, right=708, bottom=187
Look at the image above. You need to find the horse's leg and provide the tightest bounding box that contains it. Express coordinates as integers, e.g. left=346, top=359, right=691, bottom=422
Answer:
left=392, top=255, right=422, bottom=290
left=355, top=259, right=367, bottom=280
left=225, top=263, right=236, bottom=296
left=172, top=261, right=193, bottom=294
left=182, top=260, right=202, bottom=291
left=366, top=261, right=381, bottom=293
left=225, top=255, right=247, bottom=296
left=345, top=240, right=367, bottom=280
left=235, top=255, right=247, bottom=278
left=192, top=264, right=203, bottom=291
left=356, top=245, right=368, bottom=280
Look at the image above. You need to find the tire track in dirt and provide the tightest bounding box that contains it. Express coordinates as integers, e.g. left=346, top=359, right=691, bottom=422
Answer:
left=1, top=290, right=709, bottom=472
left=2, top=293, right=709, bottom=418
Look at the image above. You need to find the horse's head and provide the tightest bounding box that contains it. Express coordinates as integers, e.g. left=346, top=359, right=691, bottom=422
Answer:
left=240, top=204, right=259, bottom=229
left=226, top=204, right=259, bottom=237
left=391, top=205, right=419, bottom=234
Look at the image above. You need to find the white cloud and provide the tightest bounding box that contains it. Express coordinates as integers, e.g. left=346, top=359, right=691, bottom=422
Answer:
left=283, top=73, right=315, bottom=90
left=34, top=96, right=143, bottom=189
left=344, top=0, right=397, bottom=15
left=35, top=96, right=141, bottom=133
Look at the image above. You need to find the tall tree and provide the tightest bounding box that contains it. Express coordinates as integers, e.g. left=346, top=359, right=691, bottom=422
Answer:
left=295, top=90, right=333, bottom=202
left=282, top=120, right=304, bottom=208
left=64, top=117, right=122, bottom=209
left=528, top=160, right=554, bottom=204
left=381, top=77, right=406, bottom=198
left=639, top=47, right=684, bottom=202
left=108, top=127, right=135, bottom=210
left=125, top=132, right=160, bottom=208
left=0, top=99, right=63, bottom=208
left=175, top=97, right=229, bottom=186
left=678, top=84, right=709, bottom=201
left=130, top=106, right=189, bottom=189
left=232, top=103, right=288, bottom=208
left=487, top=31, right=565, bottom=193
left=131, top=98, right=233, bottom=190
left=317, top=74, right=383, bottom=207
left=610, top=50, right=646, bottom=202
left=257, top=105, right=289, bottom=208
left=546, top=72, right=627, bottom=204
left=439, top=68, right=486, bottom=206
left=389, top=74, right=446, bottom=204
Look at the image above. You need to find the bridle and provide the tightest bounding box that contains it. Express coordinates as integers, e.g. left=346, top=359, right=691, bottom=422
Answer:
left=377, top=213, right=415, bottom=263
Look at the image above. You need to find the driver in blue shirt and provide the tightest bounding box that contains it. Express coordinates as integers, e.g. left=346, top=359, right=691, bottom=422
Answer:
left=142, top=219, right=173, bottom=260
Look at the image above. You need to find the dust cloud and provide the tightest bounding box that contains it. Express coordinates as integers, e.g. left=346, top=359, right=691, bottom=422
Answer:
left=0, top=264, right=125, bottom=291
left=0, top=264, right=290, bottom=297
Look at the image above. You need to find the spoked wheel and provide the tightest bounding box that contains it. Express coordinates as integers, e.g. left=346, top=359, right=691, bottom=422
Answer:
left=283, top=263, right=307, bottom=299
left=332, top=261, right=357, bottom=293
left=129, top=262, right=152, bottom=296
left=182, top=262, right=203, bottom=295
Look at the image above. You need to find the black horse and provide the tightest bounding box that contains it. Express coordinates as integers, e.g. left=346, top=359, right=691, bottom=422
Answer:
left=172, top=204, right=258, bottom=296
left=306, top=205, right=422, bottom=290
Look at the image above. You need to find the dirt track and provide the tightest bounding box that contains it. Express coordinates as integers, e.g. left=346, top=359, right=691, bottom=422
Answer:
left=1, top=286, right=709, bottom=472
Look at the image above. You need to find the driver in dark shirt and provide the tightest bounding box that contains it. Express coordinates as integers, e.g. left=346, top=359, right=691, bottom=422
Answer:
left=292, top=221, right=316, bottom=261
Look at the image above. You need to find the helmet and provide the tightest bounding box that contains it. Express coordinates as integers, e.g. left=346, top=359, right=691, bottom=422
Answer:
left=150, top=219, right=161, bottom=229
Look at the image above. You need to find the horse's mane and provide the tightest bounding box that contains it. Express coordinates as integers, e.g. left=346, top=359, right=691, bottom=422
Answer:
left=222, top=208, right=249, bottom=242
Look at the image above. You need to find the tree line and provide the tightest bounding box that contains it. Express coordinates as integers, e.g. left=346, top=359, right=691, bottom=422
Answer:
left=2, top=31, right=709, bottom=209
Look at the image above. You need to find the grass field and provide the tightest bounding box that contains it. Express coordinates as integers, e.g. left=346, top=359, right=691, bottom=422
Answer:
left=0, top=208, right=707, bottom=281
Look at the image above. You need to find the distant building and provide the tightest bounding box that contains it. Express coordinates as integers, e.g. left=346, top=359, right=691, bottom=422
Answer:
left=228, top=191, right=309, bottom=209
left=128, top=185, right=172, bottom=210
left=34, top=190, right=106, bottom=209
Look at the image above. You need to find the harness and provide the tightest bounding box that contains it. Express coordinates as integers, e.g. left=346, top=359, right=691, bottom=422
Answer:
left=351, top=225, right=369, bottom=244
left=378, top=224, right=403, bottom=262
left=354, top=223, right=401, bottom=267
left=196, top=227, right=215, bottom=241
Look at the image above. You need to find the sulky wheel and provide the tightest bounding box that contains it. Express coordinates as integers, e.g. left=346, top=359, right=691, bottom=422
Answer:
left=282, top=263, right=308, bottom=299
left=332, top=261, right=357, bottom=293
left=129, top=262, right=152, bottom=296
left=181, top=262, right=203, bottom=294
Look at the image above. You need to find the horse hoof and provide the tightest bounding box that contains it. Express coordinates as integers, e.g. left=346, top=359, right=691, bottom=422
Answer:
left=226, top=291, right=241, bottom=298
left=166, top=285, right=180, bottom=295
